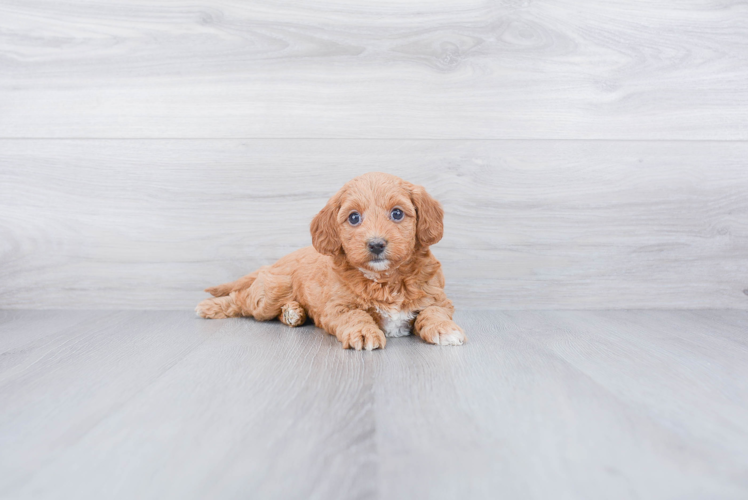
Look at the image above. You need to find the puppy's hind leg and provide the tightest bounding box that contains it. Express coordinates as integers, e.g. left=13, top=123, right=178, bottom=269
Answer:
left=279, top=301, right=307, bottom=327
left=197, top=267, right=294, bottom=323
left=197, top=269, right=262, bottom=318
left=228, top=270, right=294, bottom=322
left=195, top=295, right=242, bottom=319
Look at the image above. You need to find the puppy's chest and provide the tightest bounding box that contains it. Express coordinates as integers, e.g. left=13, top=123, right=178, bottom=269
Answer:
left=373, top=305, right=417, bottom=338
left=357, top=278, right=425, bottom=337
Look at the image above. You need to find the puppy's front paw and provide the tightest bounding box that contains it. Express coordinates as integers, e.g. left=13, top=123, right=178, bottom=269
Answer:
left=341, top=325, right=386, bottom=351
left=419, top=321, right=466, bottom=346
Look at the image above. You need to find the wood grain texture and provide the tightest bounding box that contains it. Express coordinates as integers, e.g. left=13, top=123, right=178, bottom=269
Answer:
left=1, top=0, right=747, bottom=139
left=1, top=309, right=747, bottom=499
left=1, top=139, right=747, bottom=310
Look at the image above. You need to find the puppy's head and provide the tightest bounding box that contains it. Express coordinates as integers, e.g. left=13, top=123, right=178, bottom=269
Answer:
left=310, top=172, right=443, bottom=271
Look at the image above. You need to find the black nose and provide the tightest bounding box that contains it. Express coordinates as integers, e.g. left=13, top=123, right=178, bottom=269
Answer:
left=367, top=238, right=387, bottom=255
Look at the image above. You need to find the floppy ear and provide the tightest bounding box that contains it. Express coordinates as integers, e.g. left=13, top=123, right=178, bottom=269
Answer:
left=310, top=192, right=342, bottom=256
left=410, top=184, right=444, bottom=248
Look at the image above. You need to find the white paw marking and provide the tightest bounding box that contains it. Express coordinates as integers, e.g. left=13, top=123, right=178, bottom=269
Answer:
left=376, top=307, right=415, bottom=338
left=281, top=303, right=305, bottom=326
left=437, top=329, right=465, bottom=346
left=283, top=308, right=300, bottom=325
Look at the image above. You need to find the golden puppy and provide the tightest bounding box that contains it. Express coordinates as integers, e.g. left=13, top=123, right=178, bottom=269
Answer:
left=196, top=172, right=466, bottom=350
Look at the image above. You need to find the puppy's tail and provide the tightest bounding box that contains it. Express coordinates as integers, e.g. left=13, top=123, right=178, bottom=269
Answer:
left=205, top=271, right=259, bottom=297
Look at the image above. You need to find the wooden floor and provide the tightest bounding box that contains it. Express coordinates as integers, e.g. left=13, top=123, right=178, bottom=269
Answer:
left=1, top=309, right=747, bottom=499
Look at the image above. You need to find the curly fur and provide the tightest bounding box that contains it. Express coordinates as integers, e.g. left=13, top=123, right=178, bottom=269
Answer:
left=196, top=172, right=466, bottom=350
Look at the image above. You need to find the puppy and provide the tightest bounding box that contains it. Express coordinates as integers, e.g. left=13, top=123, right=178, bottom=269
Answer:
left=196, top=172, right=466, bottom=350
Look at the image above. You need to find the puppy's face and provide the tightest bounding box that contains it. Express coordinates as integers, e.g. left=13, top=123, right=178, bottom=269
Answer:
left=311, top=173, right=444, bottom=271
left=336, top=178, right=418, bottom=272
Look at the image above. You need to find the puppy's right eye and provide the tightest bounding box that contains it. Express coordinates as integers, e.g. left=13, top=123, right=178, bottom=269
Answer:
left=348, top=212, right=362, bottom=226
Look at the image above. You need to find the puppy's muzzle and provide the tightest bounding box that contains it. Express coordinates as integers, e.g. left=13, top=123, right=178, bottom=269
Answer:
left=367, top=238, right=387, bottom=256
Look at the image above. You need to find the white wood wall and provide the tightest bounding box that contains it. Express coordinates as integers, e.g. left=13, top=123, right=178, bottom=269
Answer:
left=1, top=0, right=746, bottom=309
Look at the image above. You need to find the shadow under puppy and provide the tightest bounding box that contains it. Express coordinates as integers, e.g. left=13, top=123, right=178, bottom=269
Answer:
left=196, top=172, right=466, bottom=350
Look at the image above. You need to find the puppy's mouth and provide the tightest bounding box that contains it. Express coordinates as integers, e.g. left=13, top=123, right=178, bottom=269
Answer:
left=366, top=258, right=390, bottom=271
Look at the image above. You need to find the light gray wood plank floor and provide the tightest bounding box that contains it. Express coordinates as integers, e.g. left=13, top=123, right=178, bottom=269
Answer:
left=1, top=309, right=747, bottom=499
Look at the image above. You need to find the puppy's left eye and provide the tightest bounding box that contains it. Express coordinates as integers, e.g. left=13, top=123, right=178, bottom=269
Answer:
left=348, top=211, right=362, bottom=226
left=390, top=208, right=404, bottom=221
